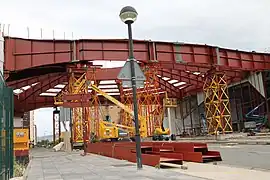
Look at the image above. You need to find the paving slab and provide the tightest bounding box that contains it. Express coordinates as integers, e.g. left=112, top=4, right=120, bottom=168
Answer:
left=170, top=133, right=270, bottom=145
left=208, top=144, right=270, bottom=171
left=24, top=148, right=205, bottom=180
left=171, top=162, right=270, bottom=180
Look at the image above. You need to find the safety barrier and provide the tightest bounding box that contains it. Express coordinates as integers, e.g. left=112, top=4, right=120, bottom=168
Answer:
left=0, top=72, right=14, bottom=180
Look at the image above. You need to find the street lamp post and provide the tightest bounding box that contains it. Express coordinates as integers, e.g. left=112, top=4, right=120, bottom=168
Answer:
left=119, top=6, right=143, bottom=169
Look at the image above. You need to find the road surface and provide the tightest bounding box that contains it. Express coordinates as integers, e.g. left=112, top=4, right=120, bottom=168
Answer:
left=209, top=144, right=270, bottom=171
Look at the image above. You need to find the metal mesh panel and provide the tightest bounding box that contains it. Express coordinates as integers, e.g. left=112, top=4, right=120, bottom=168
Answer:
left=0, top=72, right=14, bottom=179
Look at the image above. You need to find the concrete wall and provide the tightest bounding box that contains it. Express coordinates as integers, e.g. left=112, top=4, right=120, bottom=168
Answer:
left=29, top=111, right=36, bottom=144
left=100, top=106, right=121, bottom=123
left=248, top=72, right=265, bottom=98
left=161, top=95, right=202, bottom=135
left=14, top=117, right=23, bottom=128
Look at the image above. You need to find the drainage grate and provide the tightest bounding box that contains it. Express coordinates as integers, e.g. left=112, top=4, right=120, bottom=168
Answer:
left=111, top=164, right=135, bottom=167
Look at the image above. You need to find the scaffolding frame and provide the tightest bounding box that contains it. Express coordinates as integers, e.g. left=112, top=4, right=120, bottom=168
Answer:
left=86, top=68, right=102, bottom=140
left=119, top=81, right=134, bottom=127
left=203, top=71, right=233, bottom=134
left=138, top=64, right=163, bottom=136
left=67, top=72, right=90, bottom=146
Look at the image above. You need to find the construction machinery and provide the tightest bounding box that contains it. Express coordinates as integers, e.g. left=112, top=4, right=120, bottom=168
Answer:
left=55, top=82, right=171, bottom=143
left=151, top=93, right=178, bottom=141
left=54, top=63, right=176, bottom=147
left=244, top=99, right=269, bottom=133
left=90, top=84, right=170, bottom=141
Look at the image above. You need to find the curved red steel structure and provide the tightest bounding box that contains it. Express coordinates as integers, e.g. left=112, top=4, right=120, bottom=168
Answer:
left=4, top=37, right=270, bottom=116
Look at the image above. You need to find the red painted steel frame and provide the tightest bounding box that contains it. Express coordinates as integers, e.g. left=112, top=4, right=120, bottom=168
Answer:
left=87, top=142, right=180, bottom=167
left=4, top=37, right=270, bottom=71
left=10, top=68, right=204, bottom=114
left=87, top=141, right=221, bottom=166
left=4, top=36, right=270, bottom=114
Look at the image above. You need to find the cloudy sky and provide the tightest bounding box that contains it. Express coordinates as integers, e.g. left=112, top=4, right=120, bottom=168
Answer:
left=1, top=0, right=269, bottom=136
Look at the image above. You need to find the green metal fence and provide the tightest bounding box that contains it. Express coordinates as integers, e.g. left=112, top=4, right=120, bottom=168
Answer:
left=0, top=72, right=14, bottom=180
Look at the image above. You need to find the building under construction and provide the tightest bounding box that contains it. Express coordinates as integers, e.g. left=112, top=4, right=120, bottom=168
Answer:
left=3, top=36, right=270, bottom=166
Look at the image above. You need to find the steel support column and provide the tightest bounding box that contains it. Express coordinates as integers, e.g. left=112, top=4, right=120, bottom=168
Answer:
left=53, top=108, right=60, bottom=144
left=203, top=71, right=233, bottom=134
left=138, top=64, right=163, bottom=136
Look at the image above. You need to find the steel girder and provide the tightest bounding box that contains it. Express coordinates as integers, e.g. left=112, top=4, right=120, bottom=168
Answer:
left=8, top=66, right=245, bottom=115
left=4, top=37, right=270, bottom=71
left=5, top=36, right=269, bottom=115
left=18, top=74, right=67, bottom=102
left=14, top=73, right=67, bottom=114
left=3, top=36, right=257, bottom=99
left=7, top=72, right=65, bottom=89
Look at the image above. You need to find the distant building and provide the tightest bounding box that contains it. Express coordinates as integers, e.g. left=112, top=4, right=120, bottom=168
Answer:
left=29, top=111, right=37, bottom=145
left=22, top=111, right=30, bottom=128
left=14, top=116, right=23, bottom=128
left=34, top=124, right=37, bottom=145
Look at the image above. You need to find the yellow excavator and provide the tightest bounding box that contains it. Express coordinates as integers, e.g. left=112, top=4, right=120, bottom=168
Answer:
left=90, top=84, right=170, bottom=141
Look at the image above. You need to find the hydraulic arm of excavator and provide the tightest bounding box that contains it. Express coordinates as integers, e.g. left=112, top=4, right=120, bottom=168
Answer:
left=91, top=84, right=169, bottom=138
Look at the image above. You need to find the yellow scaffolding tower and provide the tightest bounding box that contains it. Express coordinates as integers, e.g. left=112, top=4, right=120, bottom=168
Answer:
left=68, top=72, right=89, bottom=145
left=203, top=71, right=233, bottom=134
left=138, top=64, right=163, bottom=136
left=86, top=68, right=101, bottom=139
left=54, top=69, right=91, bottom=147
left=119, top=81, right=134, bottom=127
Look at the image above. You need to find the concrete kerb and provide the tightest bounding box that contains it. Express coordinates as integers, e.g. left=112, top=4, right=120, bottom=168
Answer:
left=22, top=155, right=33, bottom=180
left=176, top=137, right=270, bottom=145
left=206, top=140, right=270, bottom=145
left=176, top=139, right=270, bottom=145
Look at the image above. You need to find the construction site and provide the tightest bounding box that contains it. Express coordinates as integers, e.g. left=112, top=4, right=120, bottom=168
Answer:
left=1, top=3, right=270, bottom=180
left=1, top=32, right=270, bottom=179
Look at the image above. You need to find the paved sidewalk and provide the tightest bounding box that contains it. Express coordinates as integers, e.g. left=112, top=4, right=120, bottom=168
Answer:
left=178, top=139, right=270, bottom=145
left=173, top=133, right=270, bottom=145
left=24, top=148, right=205, bottom=180
left=173, top=162, right=270, bottom=180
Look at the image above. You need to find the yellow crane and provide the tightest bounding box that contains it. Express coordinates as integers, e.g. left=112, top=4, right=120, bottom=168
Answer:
left=55, top=81, right=170, bottom=142
left=91, top=84, right=169, bottom=140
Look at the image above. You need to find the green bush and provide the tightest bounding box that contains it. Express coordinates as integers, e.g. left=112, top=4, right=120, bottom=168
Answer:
left=13, top=160, right=25, bottom=177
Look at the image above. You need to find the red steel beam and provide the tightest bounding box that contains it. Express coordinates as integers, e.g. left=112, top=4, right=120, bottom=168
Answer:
left=7, top=72, right=65, bottom=89
left=158, top=69, right=203, bottom=86
left=158, top=77, right=180, bottom=98
left=159, top=69, right=204, bottom=84
left=4, top=37, right=270, bottom=72
left=11, top=69, right=243, bottom=113
left=62, top=93, right=92, bottom=101
left=15, top=93, right=176, bottom=114
left=14, top=96, right=54, bottom=115
left=18, top=75, right=67, bottom=103
left=8, top=67, right=240, bottom=99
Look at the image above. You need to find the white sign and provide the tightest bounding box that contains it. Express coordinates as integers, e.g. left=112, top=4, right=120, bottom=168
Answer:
left=117, top=59, right=146, bottom=81
left=122, top=80, right=145, bottom=88
left=117, top=59, right=146, bottom=88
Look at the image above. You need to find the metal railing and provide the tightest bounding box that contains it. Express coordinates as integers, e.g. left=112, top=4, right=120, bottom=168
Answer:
left=0, top=72, right=14, bottom=180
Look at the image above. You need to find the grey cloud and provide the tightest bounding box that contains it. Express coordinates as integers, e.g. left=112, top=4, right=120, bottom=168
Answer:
left=0, top=0, right=269, bottom=51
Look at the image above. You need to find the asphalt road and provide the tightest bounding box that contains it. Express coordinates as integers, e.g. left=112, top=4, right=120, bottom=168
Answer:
left=208, top=144, right=270, bottom=171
